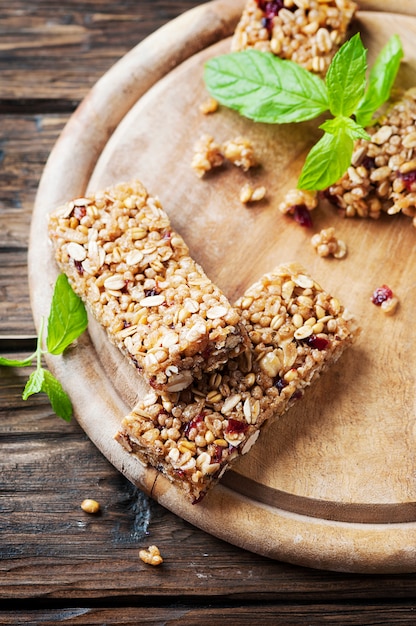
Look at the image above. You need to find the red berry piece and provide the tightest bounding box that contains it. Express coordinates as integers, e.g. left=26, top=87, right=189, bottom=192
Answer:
left=225, top=418, right=249, bottom=435
left=293, top=204, right=313, bottom=227
left=371, top=285, right=393, bottom=306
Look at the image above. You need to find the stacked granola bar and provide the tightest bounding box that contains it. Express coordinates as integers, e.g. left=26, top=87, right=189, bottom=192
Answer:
left=47, top=180, right=249, bottom=392
left=231, top=0, right=357, bottom=75
left=116, top=263, right=359, bottom=502
left=48, top=181, right=359, bottom=503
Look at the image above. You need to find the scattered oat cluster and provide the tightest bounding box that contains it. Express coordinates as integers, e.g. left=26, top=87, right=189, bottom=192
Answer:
left=231, top=0, right=357, bottom=76
left=191, top=134, right=257, bottom=178
left=192, top=133, right=265, bottom=205
left=139, top=545, right=164, bottom=566
left=311, top=227, right=347, bottom=259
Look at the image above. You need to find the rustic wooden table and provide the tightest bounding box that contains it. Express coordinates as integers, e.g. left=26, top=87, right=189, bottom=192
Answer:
left=2, top=1, right=416, bottom=623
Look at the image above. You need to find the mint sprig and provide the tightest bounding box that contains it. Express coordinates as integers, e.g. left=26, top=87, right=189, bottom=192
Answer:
left=204, top=33, right=403, bottom=191
left=204, top=49, right=329, bottom=123
left=0, top=274, right=88, bottom=421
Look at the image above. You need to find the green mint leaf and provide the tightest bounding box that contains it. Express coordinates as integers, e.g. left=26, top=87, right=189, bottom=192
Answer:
left=298, top=129, right=354, bottom=191
left=355, top=34, right=404, bottom=127
left=320, top=116, right=370, bottom=141
left=0, top=354, right=35, bottom=367
left=41, top=369, right=73, bottom=422
left=22, top=367, right=45, bottom=400
left=204, top=50, right=328, bottom=123
left=22, top=366, right=72, bottom=421
left=326, top=33, right=367, bottom=118
left=46, top=273, right=88, bottom=355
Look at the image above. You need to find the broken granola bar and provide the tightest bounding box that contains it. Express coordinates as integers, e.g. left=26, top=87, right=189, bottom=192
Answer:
left=231, top=0, right=357, bottom=76
left=325, top=88, right=416, bottom=227
left=115, top=263, right=359, bottom=503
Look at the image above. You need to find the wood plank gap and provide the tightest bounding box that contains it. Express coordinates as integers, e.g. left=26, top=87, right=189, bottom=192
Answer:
left=0, top=99, right=79, bottom=115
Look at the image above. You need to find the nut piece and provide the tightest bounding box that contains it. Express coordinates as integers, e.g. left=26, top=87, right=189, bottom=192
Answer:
left=139, top=545, right=164, bottom=566
left=81, top=499, right=100, bottom=514
left=199, top=97, right=219, bottom=115
left=240, top=183, right=267, bottom=204
left=311, top=227, right=347, bottom=259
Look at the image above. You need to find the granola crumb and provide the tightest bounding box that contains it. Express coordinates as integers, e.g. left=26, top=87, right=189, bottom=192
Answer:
left=199, top=97, right=219, bottom=115
left=222, top=136, right=257, bottom=171
left=279, top=188, right=318, bottom=215
left=311, top=227, right=347, bottom=259
left=240, top=183, right=267, bottom=204
left=191, top=135, right=258, bottom=178
left=139, top=545, right=164, bottom=566
left=191, top=134, right=225, bottom=178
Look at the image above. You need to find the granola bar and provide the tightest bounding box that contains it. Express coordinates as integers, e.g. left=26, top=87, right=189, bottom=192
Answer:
left=325, top=88, right=416, bottom=227
left=47, top=180, right=249, bottom=392
left=231, top=0, right=357, bottom=76
left=115, top=263, right=359, bottom=503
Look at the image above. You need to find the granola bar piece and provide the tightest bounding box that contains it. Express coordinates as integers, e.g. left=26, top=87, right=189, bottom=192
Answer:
left=231, top=0, right=357, bottom=76
left=325, top=88, right=416, bottom=227
left=115, top=263, right=359, bottom=503
left=47, top=180, right=248, bottom=392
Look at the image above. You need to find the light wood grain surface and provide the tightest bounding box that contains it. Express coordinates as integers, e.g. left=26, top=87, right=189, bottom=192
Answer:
left=3, top=0, right=416, bottom=622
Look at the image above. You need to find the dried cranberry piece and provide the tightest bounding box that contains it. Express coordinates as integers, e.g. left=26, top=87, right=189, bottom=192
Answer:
left=225, top=418, right=249, bottom=435
left=184, top=414, right=203, bottom=438
left=74, top=260, right=84, bottom=274
left=291, top=390, right=303, bottom=400
left=257, top=0, right=285, bottom=18
left=306, top=334, right=329, bottom=350
left=292, top=204, right=313, bottom=228
left=321, top=189, right=341, bottom=208
left=144, top=287, right=160, bottom=297
left=399, top=169, right=416, bottom=191
left=72, top=205, right=87, bottom=220
left=274, top=376, right=288, bottom=393
left=371, top=284, right=393, bottom=306
left=261, top=16, right=272, bottom=31
left=192, top=492, right=206, bottom=505
left=211, top=445, right=224, bottom=464
left=361, top=156, right=376, bottom=172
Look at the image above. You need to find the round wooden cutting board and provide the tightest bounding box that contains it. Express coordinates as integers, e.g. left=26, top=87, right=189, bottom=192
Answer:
left=29, top=0, right=416, bottom=573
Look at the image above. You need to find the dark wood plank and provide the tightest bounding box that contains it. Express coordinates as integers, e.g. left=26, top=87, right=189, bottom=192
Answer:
left=0, top=1, right=205, bottom=105
left=1, top=604, right=416, bottom=625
